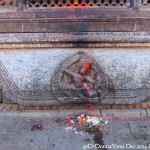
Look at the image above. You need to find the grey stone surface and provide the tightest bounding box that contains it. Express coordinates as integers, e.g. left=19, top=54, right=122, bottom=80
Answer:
left=0, top=32, right=150, bottom=105
left=103, top=119, right=150, bottom=150
left=0, top=110, right=150, bottom=150
left=1, top=48, right=150, bottom=105
left=0, top=49, right=150, bottom=90
left=1, top=32, right=150, bottom=48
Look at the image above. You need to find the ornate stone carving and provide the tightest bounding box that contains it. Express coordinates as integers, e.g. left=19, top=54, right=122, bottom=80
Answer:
left=51, top=51, right=110, bottom=103
left=0, top=52, right=150, bottom=105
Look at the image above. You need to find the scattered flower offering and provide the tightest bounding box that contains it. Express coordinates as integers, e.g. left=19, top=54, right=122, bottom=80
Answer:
left=65, top=114, right=109, bottom=135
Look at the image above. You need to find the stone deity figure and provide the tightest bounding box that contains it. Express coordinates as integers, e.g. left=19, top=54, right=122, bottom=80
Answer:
left=61, top=57, right=97, bottom=98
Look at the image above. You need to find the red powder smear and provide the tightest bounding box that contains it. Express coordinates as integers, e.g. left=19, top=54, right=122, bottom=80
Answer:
left=67, top=118, right=71, bottom=124
left=84, top=84, right=90, bottom=90
left=88, top=90, right=94, bottom=97
left=84, top=63, right=90, bottom=71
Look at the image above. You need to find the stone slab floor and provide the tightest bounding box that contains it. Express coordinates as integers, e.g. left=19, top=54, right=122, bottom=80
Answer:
left=0, top=109, right=150, bottom=150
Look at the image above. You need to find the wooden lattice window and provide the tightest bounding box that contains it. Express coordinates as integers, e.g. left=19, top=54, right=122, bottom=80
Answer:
left=0, top=0, right=15, bottom=6
left=26, top=0, right=130, bottom=8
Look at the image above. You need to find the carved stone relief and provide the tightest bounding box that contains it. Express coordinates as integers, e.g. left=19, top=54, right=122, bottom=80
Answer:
left=0, top=51, right=150, bottom=106
left=51, top=51, right=112, bottom=103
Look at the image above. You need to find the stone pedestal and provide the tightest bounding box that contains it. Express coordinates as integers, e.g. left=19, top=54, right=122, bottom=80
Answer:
left=0, top=0, right=150, bottom=105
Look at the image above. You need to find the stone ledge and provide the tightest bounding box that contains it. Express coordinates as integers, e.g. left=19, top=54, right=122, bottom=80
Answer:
left=0, top=32, right=150, bottom=48
left=0, top=109, right=149, bottom=118
left=0, top=103, right=150, bottom=112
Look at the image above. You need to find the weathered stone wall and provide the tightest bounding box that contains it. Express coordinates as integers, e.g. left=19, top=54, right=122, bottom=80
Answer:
left=0, top=0, right=150, bottom=105
left=1, top=48, right=150, bottom=90
left=0, top=32, right=149, bottom=105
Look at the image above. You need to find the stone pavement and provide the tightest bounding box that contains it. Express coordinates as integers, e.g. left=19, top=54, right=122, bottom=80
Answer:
left=0, top=109, right=150, bottom=150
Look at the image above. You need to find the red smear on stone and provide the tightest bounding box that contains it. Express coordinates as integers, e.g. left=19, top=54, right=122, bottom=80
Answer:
left=84, top=84, right=90, bottom=90
left=84, top=63, right=90, bottom=71
left=89, top=90, right=93, bottom=97
left=67, top=118, right=71, bottom=124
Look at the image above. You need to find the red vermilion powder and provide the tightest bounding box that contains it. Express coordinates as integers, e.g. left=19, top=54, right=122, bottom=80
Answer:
left=83, top=63, right=90, bottom=71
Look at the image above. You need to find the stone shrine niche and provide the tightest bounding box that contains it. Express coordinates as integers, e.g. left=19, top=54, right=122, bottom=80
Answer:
left=51, top=51, right=111, bottom=103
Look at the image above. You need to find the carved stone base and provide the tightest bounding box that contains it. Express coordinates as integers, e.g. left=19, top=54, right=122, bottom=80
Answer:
left=0, top=39, right=149, bottom=105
